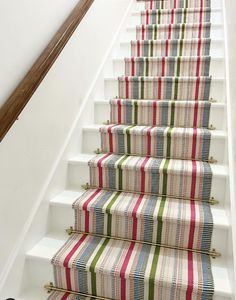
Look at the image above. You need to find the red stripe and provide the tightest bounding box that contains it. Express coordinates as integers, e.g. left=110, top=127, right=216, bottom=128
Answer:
left=147, top=127, right=152, bottom=156
left=198, top=22, right=202, bottom=39
left=161, top=57, right=165, bottom=76
left=168, top=24, right=172, bottom=39
left=171, top=9, right=174, bottom=24
left=196, top=56, right=201, bottom=77
left=117, top=99, right=121, bottom=124
left=174, top=0, right=177, bottom=8
left=82, top=188, right=101, bottom=231
left=141, top=25, right=145, bottom=40
left=137, top=40, right=141, bottom=57
left=120, top=242, right=136, bottom=300
left=150, top=0, right=153, bottom=9
left=199, top=7, right=203, bottom=23
left=165, top=39, right=169, bottom=56
left=146, top=10, right=149, bottom=25
left=63, top=234, right=87, bottom=289
left=158, top=77, right=162, bottom=100
left=186, top=160, right=197, bottom=299
left=125, top=76, right=129, bottom=98
left=61, top=293, right=70, bottom=300
left=153, top=101, right=157, bottom=126
left=195, top=77, right=200, bottom=101
left=98, top=153, right=111, bottom=188
left=197, top=38, right=202, bottom=57
left=193, top=101, right=199, bottom=129
left=141, top=157, right=149, bottom=192
left=132, top=194, right=144, bottom=239
left=131, top=57, right=135, bottom=76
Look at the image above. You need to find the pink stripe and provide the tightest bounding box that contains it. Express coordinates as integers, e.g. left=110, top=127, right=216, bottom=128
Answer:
left=196, top=56, right=201, bottom=77
left=120, top=242, right=136, bottom=300
left=131, top=57, right=135, bottom=76
left=195, top=77, right=200, bottom=100
left=168, top=24, right=172, bottom=39
left=125, top=76, right=129, bottom=98
left=153, top=101, right=157, bottom=126
left=146, top=10, right=149, bottom=25
left=132, top=194, right=144, bottom=239
left=147, top=127, right=152, bottom=156
left=118, top=99, right=121, bottom=124
left=150, top=0, right=153, bottom=9
left=171, top=9, right=174, bottom=24
left=137, top=40, right=141, bottom=57
left=142, top=25, right=145, bottom=40
left=174, top=0, right=177, bottom=8
left=161, top=57, right=165, bottom=76
left=165, top=39, right=169, bottom=56
left=98, top=153, right=111, bottom=188
left=141, top=157, right=149, bottom=192
left=82, top=189, right=101, bottom=231
left=63, top=234, right=87, bottom=289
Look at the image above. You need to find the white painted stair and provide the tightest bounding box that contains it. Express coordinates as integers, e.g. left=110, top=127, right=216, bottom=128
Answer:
left=18, top=0, right=235, bottom=299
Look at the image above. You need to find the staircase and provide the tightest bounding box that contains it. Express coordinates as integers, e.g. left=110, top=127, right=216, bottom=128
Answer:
left=19, top=0, right=234, bottom=299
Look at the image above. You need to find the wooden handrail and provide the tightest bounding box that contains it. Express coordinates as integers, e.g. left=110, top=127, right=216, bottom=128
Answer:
left=0, top=0, right=94, bottom=142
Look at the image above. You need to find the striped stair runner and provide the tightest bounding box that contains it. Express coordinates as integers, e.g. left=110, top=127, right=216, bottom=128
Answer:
left=49, top=0, right=216, bottom=299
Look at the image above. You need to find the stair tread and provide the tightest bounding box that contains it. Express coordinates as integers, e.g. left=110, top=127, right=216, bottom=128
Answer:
left=26, top=235, right=232, bottom=296
left=114, top=56, right=224, bottom=61
left=68, top=153, right=228, bottom=177
left=83, top=123, right=226, bottom=138
left=50, top=189, right=229, bottom=229
left=132, top=8, right=222, bottom=15
left=106, top=75, right=224, bottom=81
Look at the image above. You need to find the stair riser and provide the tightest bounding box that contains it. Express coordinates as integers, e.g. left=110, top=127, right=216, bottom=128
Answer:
left=103, top=78, right=225, bottom=102
left=48, top=203, right=228, bottom=258
left=111, top=58, right=225, bottom=78
left=122, top=25, right=223, bottom=41
left=94, top=101, right=226, bottom=130
left=135, top=0, right=222, bottom=10
left=67, top=162, right=227, bottom=206
left=82, top=128, right=226, bottom=163
left=117, top=40, right=224, bottom=58
left=129, top=10, right=222, bottom=26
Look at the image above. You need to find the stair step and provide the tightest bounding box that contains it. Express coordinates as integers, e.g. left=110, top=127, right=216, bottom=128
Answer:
left=110, top=56, right=225, bottom=78
left=117, top=39, right=224, bottom=58
left=104, top=76, right=225, bottom=102
left=67, top=154, right=228, bottom=206
left=94, top=99, right=226, bottom=130
left=82, top=124, right=226, bottom=163
left=141, top=0, right=211, bottom=10
left=129, top=8, right=222, bottom=25
left=26, top=235, right=232, bottom=300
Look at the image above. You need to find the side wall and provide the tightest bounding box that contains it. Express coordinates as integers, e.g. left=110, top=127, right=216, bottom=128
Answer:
left=0, top=0, right=133, bottom=297
left=0, top=0, right=78, bottom=107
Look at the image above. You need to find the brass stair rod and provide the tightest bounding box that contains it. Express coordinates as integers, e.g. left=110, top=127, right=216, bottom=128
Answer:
left=66, top=227, right=221, bottom=259
left=81, top=183, right=219, bottom=205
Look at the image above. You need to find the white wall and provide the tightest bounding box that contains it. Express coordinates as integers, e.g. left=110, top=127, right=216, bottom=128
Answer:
left=0, top=0, right=78, bottom=107
left=0, top=0, right=133, bottom=297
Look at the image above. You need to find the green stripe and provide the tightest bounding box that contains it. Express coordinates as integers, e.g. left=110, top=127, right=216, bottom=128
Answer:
left=150, top=40, right=153, bottom=57
left=154, top=25, right=157, bottom=40
left=148, top=246, right=161, bottom=299
left=174, top=77, right=179, bottom=100
left=166, top=127, right=173, bottom=158
left=170, top=101, right=175, bottom=126
left=126, top=125, right=135, bottom=154
left=145, top=58, right=149, bottom=76
left=106, top=192, right=121, bottom=235
left=90, top=238, right=110, bottom=295
left=181, top=23, right=185, bottom=39
left=186, top=0, right=189, bottom=9
left=183, top=8, right=187, bottom=23
left=118, top=155, right=129, bottom=190
left=179, top=39, right=183, bottom=57
left=162, top=159, right=170, bottom=196
left=158, top=10, right=161, bottom=24
left=141, top=77, right=145, bottom=99
left=176, top=57, right=181, bottom=77
left=134, top=100, right=138, bottom=124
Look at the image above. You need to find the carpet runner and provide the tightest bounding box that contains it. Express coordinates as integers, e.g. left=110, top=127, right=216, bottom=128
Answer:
left=49, top=0, right=215, bottom=299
